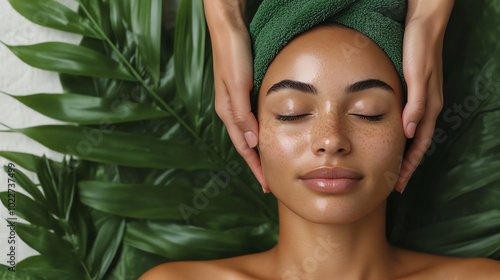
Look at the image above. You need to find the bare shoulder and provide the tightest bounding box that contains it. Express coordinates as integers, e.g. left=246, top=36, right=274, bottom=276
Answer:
left=392, top=247, right=500, bottom=279
left=139, top=253, right=267, bottom=280
left=139, top=260, right=232, bottom=280
left=139, top=261, right=197, bottom=280
left=444, top=257, right=500, bottom=279
left=415, top=256, right=500, bottom=280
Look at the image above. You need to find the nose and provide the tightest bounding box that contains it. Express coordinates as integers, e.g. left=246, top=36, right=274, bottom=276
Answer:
left=311, top=114, right=351, bottom=156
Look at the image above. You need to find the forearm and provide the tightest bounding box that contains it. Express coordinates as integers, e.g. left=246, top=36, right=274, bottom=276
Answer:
left=203, top=0, right=247, bottom=33
left=407, top=0, right=455, bottom=32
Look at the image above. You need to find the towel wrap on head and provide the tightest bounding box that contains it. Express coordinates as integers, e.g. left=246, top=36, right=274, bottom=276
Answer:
left=249, top=0, right=407, bottom=99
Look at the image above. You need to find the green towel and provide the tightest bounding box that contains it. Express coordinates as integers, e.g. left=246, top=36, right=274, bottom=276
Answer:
left=249, top=0, right=407, bottom=99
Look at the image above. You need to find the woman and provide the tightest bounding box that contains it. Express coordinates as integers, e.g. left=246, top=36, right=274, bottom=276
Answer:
left=140, top=4, right=500, bottom=277
left=203, top=0, right=454, bottom=196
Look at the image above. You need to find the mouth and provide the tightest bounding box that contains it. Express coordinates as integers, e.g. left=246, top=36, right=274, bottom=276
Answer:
left=299, top=167, right=363, bottom=193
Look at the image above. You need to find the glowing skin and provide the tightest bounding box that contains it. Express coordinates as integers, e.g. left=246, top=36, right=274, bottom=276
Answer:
left=141, top=24, right=498, bottom=280
left=257, top=25, right=407, bottom=225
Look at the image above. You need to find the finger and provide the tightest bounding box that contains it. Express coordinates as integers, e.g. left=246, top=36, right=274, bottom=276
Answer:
left=213, top=76, right=268, bottom=191
left=214, top=89, right=258, bottom=151
left=219, top=32, right=259, bottom=148
left=402, top=71, right=430, bottom=139
left=224, top=78, right=260, bottom=148
left=225, top=120, right=269, bottom=192
left=395, top=102, right=440, bottom=193
left=402, top=27, right=431, bottom=139
left=214, top=77, right=235, bottom=124
left=396, top=69, right=443, bottom=193
left=242, top=149, right=269, bottom=193
left=215, top=75, right=259, bottom=149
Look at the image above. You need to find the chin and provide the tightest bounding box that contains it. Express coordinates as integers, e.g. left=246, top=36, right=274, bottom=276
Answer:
left=279, top=188, right=388, bottom=225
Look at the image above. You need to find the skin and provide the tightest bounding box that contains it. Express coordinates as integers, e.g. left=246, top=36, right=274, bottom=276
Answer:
left=203, top=0, right=455, bottom=194
left=256, top=25, right=406, bottom=227
left=140, top=26, right=500, bottom=280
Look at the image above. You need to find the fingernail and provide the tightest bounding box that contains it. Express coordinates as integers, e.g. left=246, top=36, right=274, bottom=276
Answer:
left=261, top=185, right=268, bottom=194
left=244, top=131, right=258, bottom=148
left=395, top=185, right=401, bottom=194
left=399, top=181, right=407, bottom=194
left=395, top=178, right=404, bottom=194
left=406, top=122, right=417, bottom=138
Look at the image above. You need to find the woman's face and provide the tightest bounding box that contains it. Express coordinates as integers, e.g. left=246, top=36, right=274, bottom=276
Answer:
left=257, top=25, right=407, bottom=224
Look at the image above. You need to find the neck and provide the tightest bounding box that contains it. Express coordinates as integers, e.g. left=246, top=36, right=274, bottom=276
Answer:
left=268, top=200, right=396, bottom=280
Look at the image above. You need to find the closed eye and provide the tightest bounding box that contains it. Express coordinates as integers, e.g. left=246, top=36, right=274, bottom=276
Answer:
left=352, top=114, right=384, bottom=121
left=276, top=114, right=309, bottom=122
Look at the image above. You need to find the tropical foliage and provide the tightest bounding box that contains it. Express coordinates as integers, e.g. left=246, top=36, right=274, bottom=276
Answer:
left=386, top=0, right=500, bottom=259
left=0, top=0, right=499, bottom=279
left=0, top=0, right=276, bottom=279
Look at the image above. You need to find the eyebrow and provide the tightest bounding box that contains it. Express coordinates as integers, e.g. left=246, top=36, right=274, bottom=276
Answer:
left=346, top=79, right=394, bottom=93
left=266, top=79, right=394, bottom=95
left=267, top=79, right=317, bottom=95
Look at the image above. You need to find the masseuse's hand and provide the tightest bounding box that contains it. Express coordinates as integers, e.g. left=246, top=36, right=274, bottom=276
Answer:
left=395, top=0, right=455, bottom=194
left=203, top=0, right=269, bottom=193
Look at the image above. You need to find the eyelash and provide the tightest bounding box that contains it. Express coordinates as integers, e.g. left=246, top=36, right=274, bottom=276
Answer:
left=276, top=114, right=384, bottom=122
left=352, top=114, right=384, bottom=121
left=276, top=114, right=309, bottom=121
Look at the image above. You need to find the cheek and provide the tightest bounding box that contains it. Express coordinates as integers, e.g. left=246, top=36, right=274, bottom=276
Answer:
left=357, top=121, right=406, bottom=185
left=258, top=123, right=309, bottom=184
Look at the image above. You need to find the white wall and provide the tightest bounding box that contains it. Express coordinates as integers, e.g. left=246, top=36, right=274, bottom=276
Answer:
left=0, top=0, right=82, bottom=264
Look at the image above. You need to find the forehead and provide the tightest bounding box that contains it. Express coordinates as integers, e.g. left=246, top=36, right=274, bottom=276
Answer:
left=258, top=25, right=402, bottom=99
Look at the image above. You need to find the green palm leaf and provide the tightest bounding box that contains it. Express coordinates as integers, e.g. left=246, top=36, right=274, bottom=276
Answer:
left=0, top=151, right=41, bottom=172
left=15, top=223, right=84, bottom=273
left=0, top=192, right=59, bottom=231
left=2, top=42, right=136, bottom=81
left=2, top=125, right=216, bottom=170
left=7, top=0, right=101, bottom=39
left=131, top=0, right=162, bottom=88
left=124, top=221, right=277, bottom=260
left=86, top=216, right=125, bottom=280
left=1, top=91, right=170, bottom=124
left=1, top=0, right=273, bottom=278
left=174, top=0, right=206, bottom=131
left=2, top=165, right=45, bottom=205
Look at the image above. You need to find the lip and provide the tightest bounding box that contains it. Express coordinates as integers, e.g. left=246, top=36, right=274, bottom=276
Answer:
left=299, top=167, right=363, bottom=193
